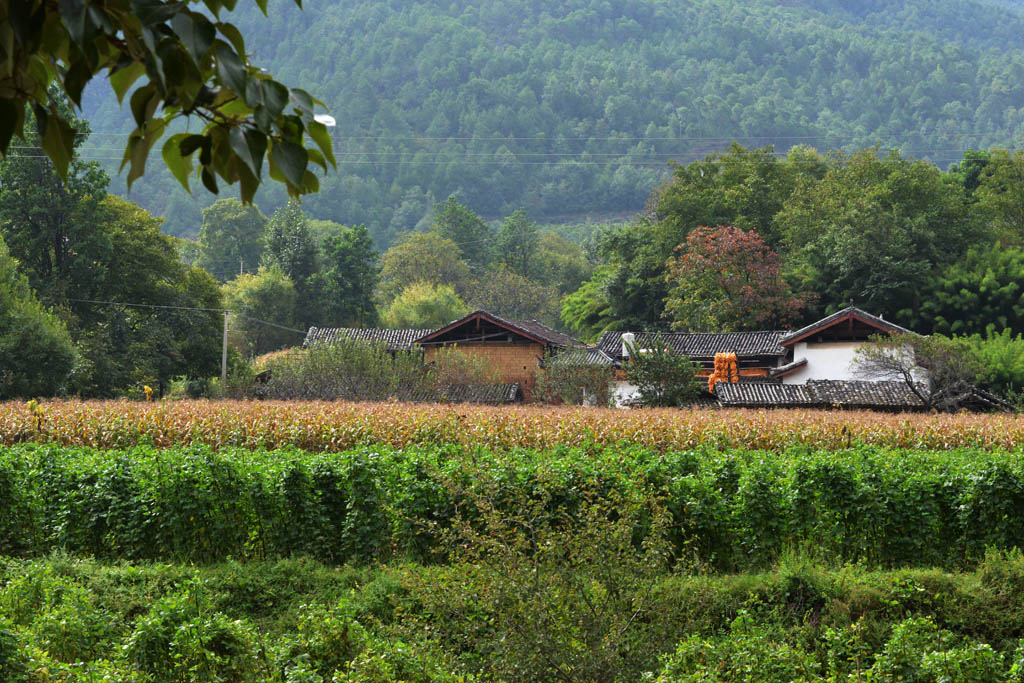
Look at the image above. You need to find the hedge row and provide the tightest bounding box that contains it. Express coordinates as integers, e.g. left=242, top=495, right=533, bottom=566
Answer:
left=5, top=554, right=1024, bottom=682
left=2, top=443, right=1024, bottom=569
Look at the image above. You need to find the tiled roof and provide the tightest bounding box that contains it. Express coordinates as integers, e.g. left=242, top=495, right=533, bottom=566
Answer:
left=414, top=310, right=585, bottom=348
left=780, top=306, right=913, bottom=346
left=769, top=357, right=808, bottom=378
left=546, top=347, right=617, bottom=367
left=304, top=326, right=435, bottom=352
left=715, top=380, right=928, bottom=409
left=508, top=317, right=586, bottom=348
left=714, top=382, right=820, bottom=406
left=596, top=330, right=787, bottom=360
left=408, top=383, right=522, bottom=404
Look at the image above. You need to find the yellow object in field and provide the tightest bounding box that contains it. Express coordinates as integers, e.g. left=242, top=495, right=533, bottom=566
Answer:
left=708, top=353, right=738, bottom=392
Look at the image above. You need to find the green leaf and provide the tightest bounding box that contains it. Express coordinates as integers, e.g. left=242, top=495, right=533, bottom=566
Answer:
left=236, top=159, right=260, bottom=203
left=179, top=134, right=207, bottom=156
left=162, top=133, right=194, bottom=191
left=58, top=0, right=88, bottom=46
left=0, top=99, right=23, bottom=155
left=216, top=22, right=246, bottom=58
left=270, top=140, right=307, bottom=188
left=214, top=42, right=247, bottom=97
left=171, top=12, right=216, bottom=63
left=109, top=61, right=146, bottom=104
left=123, top=119, right=167, bottom=190
left=129, top=84, right=159, bottom=127
left=201, top=166, right=219, bottom=194
left=301, top=169, right=319, bottom=194
left=306, top=120, right=336, bottom=168
left=62, top=53, right=92, bottom=106
left=229, top=127, right=262, bottom=178
left=289, top=88, right=314, bottom=119
left=261, top=80, right=289, bottom=120
left=39, top=110, right=75, bottom=180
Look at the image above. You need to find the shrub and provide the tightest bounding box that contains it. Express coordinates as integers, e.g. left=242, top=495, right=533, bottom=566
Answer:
left=624, top=336, right=701, bottom=406
left=261, top=342, right=427, bottom=401
left=406, top=484, right=677, bottom=681
left=654, top=610, right=820, bottom=682
left=424, top=345, right=498, bottom=390
left=535, top=350, right=615, bottom=406
left=125, top=581, right=260, bottom=682
left=277, top=601, right=369, bottom=679
left=0, top=620, right=30, bottom=683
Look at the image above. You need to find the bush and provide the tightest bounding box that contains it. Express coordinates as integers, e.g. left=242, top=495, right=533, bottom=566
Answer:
left=125, top=581, right=260, bottom=682
left=654, top=610, right=820, bottom=682
left=535, top=350, right=615, bottom=406
left=406, top=484, right=677, bottom=681
left=261, top=342, right=427, bottom=401
left=624, top=336, right=701, bottom=406
left=0, top=620, right=30, bottom=683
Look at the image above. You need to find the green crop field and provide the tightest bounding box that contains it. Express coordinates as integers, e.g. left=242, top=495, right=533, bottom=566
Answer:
left=2, top=401, right=1024, bottom=681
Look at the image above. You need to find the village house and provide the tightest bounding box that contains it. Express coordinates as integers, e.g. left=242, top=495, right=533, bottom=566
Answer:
left=305, top=306, right=1008, bottom=411
left=593, top=306, right=1008, bottom=411
left=305, top=309, right=585, bottom=403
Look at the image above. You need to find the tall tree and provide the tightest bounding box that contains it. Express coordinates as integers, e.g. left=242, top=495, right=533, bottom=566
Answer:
left=377, top=232, right=471, bottom=303
left=778, top=149, right=983, bottom=322
left=560, top=264, right=619, bottom=342
left=663, top=226, right=807, bottom=332
left=222, top=266, right=298, bottom=357
left=914, top=244, right=1024, bottom=336
left=320, top=225, right=380, bottom=327
left=196, top=199, right=268, bottom=281
left=381, top=282, right=469, bottom=329
left=654, top=144, right=825, bottom=250
left=494, top=209, right=539, bottom=278
left=68, top=197, right=223, bottom=396
left=264, top=200, right=320, bottom=327
left=974, top=150, right=1024, bottom=245
left=0, top=111, right=223, bottom=396
left=469, top=266, right=561, bottom=327
left=430, top=197, right=492, bottom=271
left=584, top=146, right=826, bottom=334
left=0, top=235, right=76, bottom=398
left=0, top=109, right=108, bottom=302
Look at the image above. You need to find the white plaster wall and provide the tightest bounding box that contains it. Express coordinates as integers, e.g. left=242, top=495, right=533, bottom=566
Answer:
left=782, top=341, right=863, bottom=384
left=610, top=380, right=641, bottom=408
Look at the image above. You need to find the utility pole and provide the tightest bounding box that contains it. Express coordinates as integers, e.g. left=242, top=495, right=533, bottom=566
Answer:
left=221, top=310, right=229, bottom=384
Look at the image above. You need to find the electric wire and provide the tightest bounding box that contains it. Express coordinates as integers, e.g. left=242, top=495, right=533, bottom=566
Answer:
left=67, top=297, right=308, bottom=335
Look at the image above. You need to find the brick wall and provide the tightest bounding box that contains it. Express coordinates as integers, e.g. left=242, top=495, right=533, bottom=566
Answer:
left=425, top=341, right=545, bottom=391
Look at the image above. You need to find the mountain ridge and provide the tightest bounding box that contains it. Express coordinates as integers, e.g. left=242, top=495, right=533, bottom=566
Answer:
left=81, top=0, right=1024, bottom=244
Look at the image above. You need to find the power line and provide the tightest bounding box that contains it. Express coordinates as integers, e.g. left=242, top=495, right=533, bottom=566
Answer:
left=69, top=130, right=1024, bottom=142
left=67, top=297, right=308, bottom=335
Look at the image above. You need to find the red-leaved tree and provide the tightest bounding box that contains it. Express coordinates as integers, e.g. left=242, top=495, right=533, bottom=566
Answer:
left=663, top=225, right=808, bottom=332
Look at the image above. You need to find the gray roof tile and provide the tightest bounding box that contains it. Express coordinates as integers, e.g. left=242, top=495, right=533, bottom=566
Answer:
left=596, top=330, right=787, bottom=360
left=715, top=380, right=928, bottom=409
left=304, top=327, right=435, bottom=352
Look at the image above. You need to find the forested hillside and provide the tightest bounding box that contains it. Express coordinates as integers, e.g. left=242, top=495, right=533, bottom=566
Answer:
left=81, top=0, right=1024, bottom=244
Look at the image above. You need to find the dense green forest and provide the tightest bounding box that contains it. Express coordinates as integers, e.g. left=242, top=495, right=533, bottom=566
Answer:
left=10, top=0, right=1024, bottom=399
left=81, top=0, right=1024, bottom=245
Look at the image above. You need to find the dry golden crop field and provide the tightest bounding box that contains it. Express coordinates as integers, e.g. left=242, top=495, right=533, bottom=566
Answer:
left=2, top=399, right=1023, bottom=451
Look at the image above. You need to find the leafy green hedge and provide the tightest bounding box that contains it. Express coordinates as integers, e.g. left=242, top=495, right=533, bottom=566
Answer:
left=2, top=443, right=1024, bottom=569
left=5, top=554, right=1024, bottom=681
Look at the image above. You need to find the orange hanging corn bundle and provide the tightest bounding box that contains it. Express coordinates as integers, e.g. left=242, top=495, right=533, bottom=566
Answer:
left=709, top=352, right=740, bottom=392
